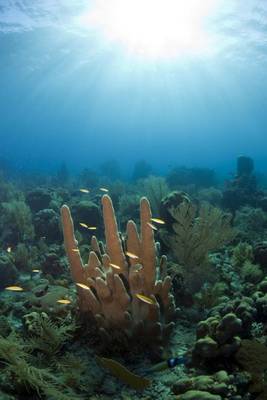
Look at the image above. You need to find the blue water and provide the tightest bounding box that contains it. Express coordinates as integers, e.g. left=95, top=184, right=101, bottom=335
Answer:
left=0, top=0, right=267, bottom=178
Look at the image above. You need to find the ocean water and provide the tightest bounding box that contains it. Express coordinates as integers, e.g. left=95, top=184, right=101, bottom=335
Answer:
left=0, top=0, right=267, bottom=178
left=2, top=3, right=267, bottom=399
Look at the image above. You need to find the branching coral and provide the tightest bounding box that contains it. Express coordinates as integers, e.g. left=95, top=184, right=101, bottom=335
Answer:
left=163, top=200, right=234, bottom=268
left=61, top=195, right=177, bottom=350
left=0, top=333, right=81, bottom=400
left=24, top=312, right=76, bottom=356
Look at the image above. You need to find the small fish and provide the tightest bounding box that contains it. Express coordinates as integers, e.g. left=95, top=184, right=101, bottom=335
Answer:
left=182, top=195, right=191, bottom=203
left=72, top=248, right=80, bottom=253
left=151, top=218, right=165, bottom=225
left=76, top=283, right=91, bottom=291
left=5, top=286, right=24, bottom=292
left=79, top=222, right=89, bottom=229
left=109, top=263, right=121, bottom=270
left=79, top=188, right=90, bottom=193
left=7, top=246, right=12, bottom=253
left=99, top=187, right=109, bottom=192
left=57, top=299, right=71, bottom=305
left=96, top=356, right=151, bottom=390
left=149, top=355, right=187, bottom=372
left=32, top=269, right=41, bottom=273
left=125, top=251, right=139, bottom=260
left=134, top=265, right=143, bottom=272
left=147, top=222, right=157, bottom=231
left=88, top=226, right=97, bottom=230
left=136, top=294, right=156, bottom=305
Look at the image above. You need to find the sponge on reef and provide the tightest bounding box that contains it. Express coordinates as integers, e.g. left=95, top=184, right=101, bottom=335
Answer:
left=61, top=195, right=178, bottom=349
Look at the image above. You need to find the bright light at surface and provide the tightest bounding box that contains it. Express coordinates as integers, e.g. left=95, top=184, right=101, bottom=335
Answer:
left=82, top=0, right=219, bottom=59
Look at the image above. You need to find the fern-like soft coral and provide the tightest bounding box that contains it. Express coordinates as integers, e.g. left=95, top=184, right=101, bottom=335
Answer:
left=164, top=200, right=234, bottom=268
left=24, top=312, right=76, bottom=356
left=0, top=333, right=82, bottom=400
left=0, top=332, right=26, bottom=365
left=0, top=199, right=35, bottom=243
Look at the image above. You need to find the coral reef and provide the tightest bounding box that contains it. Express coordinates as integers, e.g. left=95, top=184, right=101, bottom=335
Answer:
left=79, top=167, right=99, bottom=188
left=235, top=339, right=267, bottom=398
left=26, top=187, right=53, bottom=212
left=61, top=195, right=178, bottom=352
left=193, top=313, right=242, bottom=365
left=0, top=332, right=81, bottom=400
left=197, top=187, right=223, bottom=207
left=166, top=166, right=216, bottom=189
left=162, top=200, right=234, bottom=269
left=71, top=200, right=102, bottom=234
left=0, top=199, right=35, bottom=244
left=222, top=155, right=267, bottom=213
left=160, top=190, right=190, bottom=230
left=33, top=208, right=61, bottom=243
left=118, top=193, right=140, bottom=229
left=173, top=370, right=242, bottom=399
left=1, top=157, right=267, bottom=400
left=234, top=206, right=267, bottom=242
left=0, top=253, right=18, bottom=289
left=140, top=176, right=169, bottom=215
left=232, top=242, right=254, bottom=268
left=40, top=249, right=67, bottom=277
left=253, top=241, right=267, bottom=269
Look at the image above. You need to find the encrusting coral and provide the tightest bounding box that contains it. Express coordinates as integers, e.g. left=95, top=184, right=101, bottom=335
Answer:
left=61, top=195, right=178, bottom=350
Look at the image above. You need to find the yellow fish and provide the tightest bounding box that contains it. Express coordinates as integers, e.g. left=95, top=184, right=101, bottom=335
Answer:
left=109, top=263, right=121, bottom=270
left=88, top=226, right=97, bottom=230
left=72, top=248, right=80, bottom=253
left=99, top=187, right=109, bottom=192
left=96, top=356, right=151, bottom=390
left=76, top=283, right=91, bottom=291
left=57, top=299, right=71, bottom=305
left=79, top=188, right=90, bottom=193
left=125, top=251, right=139, bottom=260
left=32, top=269, right=41, bottom=273
left=147, top=222, right=157, bottom=231
left=150, top=218, right=165, bottom=225
left=136, top=294, right=156, bottom=305
left=5, top=286, right=24, bottom=292
left=134, top=265, right=143, bottom=272
left=7, top=246, right=12, bottom=253
left=79, top=222, right=89, bottom=229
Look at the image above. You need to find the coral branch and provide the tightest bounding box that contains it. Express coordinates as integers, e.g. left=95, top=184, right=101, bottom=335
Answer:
left=61, top=195, right=177, bottom=349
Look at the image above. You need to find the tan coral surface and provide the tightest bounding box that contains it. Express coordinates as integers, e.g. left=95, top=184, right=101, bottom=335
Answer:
left=61, top=195, right=177, bottom=346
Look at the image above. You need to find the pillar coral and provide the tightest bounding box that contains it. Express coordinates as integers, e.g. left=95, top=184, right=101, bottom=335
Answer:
left=61, top=195, right=177, bottom=347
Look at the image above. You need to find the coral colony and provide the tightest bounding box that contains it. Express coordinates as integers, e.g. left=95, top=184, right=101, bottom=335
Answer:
left=1, top=156, right=267, bottom=399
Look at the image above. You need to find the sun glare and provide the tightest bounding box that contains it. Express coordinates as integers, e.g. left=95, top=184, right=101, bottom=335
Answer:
left=82, top=0, right=219, bottom=59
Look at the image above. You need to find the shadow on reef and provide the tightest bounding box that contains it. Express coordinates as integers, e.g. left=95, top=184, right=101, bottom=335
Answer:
left=0, top=156, right=267, bottom=399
